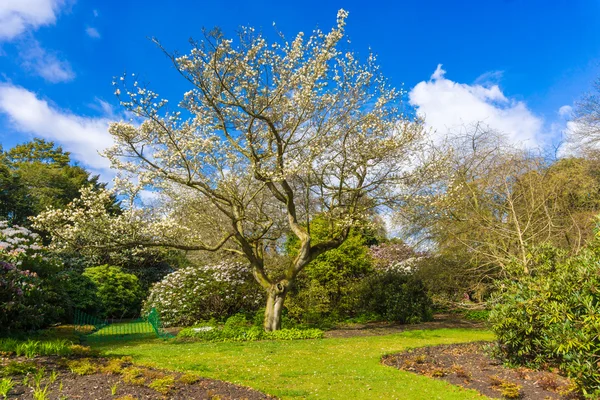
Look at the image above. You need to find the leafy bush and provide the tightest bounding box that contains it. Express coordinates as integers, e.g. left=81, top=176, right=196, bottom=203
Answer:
left=83, top=265, right=143, bottom=318
left=285, top=227, right=374, bottom=323
left=355, top=269, right=433, bottom=323
left=490, top=248, right=600, bottom=397
left=59, top=270, right=100, bottom=316
left=143, top=262, right=263, bottom=327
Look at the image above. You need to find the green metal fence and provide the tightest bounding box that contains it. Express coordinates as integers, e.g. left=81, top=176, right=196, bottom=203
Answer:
left=74, top=308, right=174, bottom=343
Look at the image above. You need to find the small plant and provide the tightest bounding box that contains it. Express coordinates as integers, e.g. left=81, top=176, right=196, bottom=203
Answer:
left=101, top=359, right=125, bottom=375
left=0, top=378, right=15, bottom=398
left=67, top=359, right=97, bottom=376
left=32, top=384, right=50, bottom=400
left=1, top=361, right=37, bottom=376
left=69, top=344, right=94, bottom=356
left=451, top=364, right=471, bottom=380
left=32, top=367, right=46, bottom=388
left=489, top=375, right=503, bottom=387
left=179, top=373, right=200, bottom=385
left=58, top=381, right=63, bottom=391
left=121, top=367, right=145, bottom=385
left=111, top=382, right=119, bottom=395
left=49, top=370, right=59, bottom=384
left=537, top=373, right=559, bottom=391
left=431, top=368, right=447, bottom=377
left=148, top=376, right=175, bottom=395
left=115, top=395, right=137, bottom=400
left=499, top=382, right=522, bottom=399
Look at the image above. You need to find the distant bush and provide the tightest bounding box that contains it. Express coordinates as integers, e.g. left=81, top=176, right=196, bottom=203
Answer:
left=143, top=262, right=263, bottom=327
left=83, top=265, right=143, bottom=318
left=355, top=269, right=433, bottom=324
left=490, top=247, right=600, bottom=398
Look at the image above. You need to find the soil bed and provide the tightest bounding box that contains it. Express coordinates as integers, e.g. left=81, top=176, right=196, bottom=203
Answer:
left=382, top=342, right=578, bottom=399
left=1, top=355, right=273, bottom=399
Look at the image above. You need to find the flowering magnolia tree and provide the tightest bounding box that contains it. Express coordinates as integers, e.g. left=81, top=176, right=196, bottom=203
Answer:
left=35, top=10, right=434, bottom=330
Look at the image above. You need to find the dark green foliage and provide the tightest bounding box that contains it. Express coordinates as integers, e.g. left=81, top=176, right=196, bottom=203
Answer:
left=490, top=247, right=600, bottom=397
left=0, top=138, right=116, bottom=227
left=285, top=216, right=375, bottom=323
left=355, top=270, right=433, bottom=323
left=60, top=270, right=101, bottom=316
left=83, top=265, right=143, bottom=318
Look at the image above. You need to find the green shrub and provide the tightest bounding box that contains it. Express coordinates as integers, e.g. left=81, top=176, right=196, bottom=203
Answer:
left=83, top=265, right=143, bottom=318
left=355, top=270, right=433, bottom=323
left=285, top=225, right=374, bottom=324
left=143, top=262, right=263, bottom=327
left=60, top=270, right=100, bottom=316
left=463, top=310, right=489, bottom=322
left=490, top=248, right=600, bottom=397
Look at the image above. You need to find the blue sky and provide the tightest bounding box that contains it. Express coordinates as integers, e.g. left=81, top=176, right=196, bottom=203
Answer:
left=0, top=0, right=599, bottom=181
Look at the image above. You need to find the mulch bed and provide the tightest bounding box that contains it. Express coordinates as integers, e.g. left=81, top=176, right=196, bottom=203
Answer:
left=382, top=342, right=579, bottom=399
left=1, top=356, right=273, bottom=399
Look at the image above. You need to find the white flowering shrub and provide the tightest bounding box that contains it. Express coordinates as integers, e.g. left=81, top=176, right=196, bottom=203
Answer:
left=143, top=262, right=264, bottom=327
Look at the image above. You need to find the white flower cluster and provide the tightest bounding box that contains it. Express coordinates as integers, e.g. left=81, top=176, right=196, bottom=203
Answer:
left=143, top=261, right=263, bottom=327
left=0, top=221, right=45, bottom=263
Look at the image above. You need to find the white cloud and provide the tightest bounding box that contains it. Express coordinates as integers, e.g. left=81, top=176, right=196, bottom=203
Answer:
left=409, top=64, right=545, bottom=147
left=559, top=105, right=573, bottom=118
left=20, top=39, right=74, bottom=83
left=85, top=27, right=100, bottom=39
left=0, top=0, right=65, bottom=41
left=93, top=9, right=99, bottom=18
left=0, top=83, right=115, bottom=180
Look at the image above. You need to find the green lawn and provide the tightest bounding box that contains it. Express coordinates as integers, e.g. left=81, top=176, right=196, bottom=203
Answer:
left=94, top=328, right=494, bottom=399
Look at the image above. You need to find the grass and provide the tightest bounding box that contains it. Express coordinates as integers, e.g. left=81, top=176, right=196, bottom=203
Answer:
left=86, top=321, right=158, bottom=342
left=95, top=328, right=494, bottom=400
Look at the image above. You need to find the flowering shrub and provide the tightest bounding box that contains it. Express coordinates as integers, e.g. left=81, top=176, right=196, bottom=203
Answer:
left=0, top=260, right=49, bottom=332
left=369, top=241, right=424, bottom=272
left=0, top=221, right=66, bottom=330
left=143, top=262, right=263, bottom=327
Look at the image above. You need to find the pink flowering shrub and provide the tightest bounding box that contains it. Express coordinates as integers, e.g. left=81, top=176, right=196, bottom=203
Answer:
left=143, top=262, right=264, bottom=327
left=0, top=221, right=66, bottom=330
left=0, top=260, right=49, bottom=332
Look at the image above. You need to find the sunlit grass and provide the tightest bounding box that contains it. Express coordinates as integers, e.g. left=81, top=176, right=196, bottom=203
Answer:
left=95, top=328, right=494, bottom=399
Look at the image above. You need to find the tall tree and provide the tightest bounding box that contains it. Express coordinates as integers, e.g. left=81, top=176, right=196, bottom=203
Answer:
left=0, top=139, right=112, bottom=225
left=35, top=10, right=434, bottom=330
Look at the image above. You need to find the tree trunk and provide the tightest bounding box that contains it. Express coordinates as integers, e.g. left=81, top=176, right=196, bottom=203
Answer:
left=263, top=280, right=289, bottom=331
